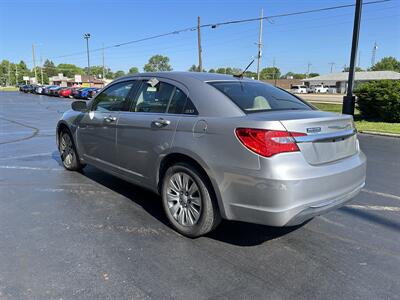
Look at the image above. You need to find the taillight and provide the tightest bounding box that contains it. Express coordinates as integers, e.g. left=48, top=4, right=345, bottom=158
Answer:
left=235, top=128, right=306, bottom=157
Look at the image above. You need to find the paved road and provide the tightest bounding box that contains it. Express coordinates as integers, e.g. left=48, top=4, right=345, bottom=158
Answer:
left=0, top=92, right=399, bottom=300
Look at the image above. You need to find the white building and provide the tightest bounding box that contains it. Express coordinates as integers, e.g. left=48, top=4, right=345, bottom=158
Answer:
left=303, top=71, right=400, bottom=93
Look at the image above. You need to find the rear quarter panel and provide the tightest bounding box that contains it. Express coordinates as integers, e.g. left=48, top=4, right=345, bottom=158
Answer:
left=171, top=115, right=287, bottom=218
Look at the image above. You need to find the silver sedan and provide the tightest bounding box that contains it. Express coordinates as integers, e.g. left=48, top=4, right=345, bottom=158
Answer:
left=56, top=72, right=366, bottom=237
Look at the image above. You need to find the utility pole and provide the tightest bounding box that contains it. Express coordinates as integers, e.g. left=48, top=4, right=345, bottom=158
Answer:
left=306, top=62, right=312, bottom=78
left=7, top=62, right=11, bottom=86
left=197, top=16, right=203, bottom=72
left=15, top=65, right=18, bottom=85
left=32, top=44, right=37, bottom=83
left=84, top=33, right=91, bottom=86
left=256, top=8, right=263, bottom=80
left=40, top=56, right=44, bottom=85
left=371, top=41, right=377, bottom=67
left=343, top=0, right=363, bottom=115
left=102, top=44, right=105, bottom=86
left=329, top=62, right=335, bottom=73
left=357, top=50, right=361, bottom=68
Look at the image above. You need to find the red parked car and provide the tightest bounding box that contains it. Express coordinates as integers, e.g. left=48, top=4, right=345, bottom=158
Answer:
left=59, top=87, right=80, bottom=98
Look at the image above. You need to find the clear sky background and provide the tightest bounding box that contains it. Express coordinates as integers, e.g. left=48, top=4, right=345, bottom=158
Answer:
left=0, top=0, right=399, bottom=75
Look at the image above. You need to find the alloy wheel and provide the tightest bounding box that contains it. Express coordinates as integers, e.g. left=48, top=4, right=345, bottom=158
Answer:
left=60, top=133, right=75, bottom=168
left=166, top=172, right=202, bottom=226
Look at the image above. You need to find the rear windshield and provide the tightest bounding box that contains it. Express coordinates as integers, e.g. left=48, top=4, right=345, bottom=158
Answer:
left=209, top=81, right=312, bottom=113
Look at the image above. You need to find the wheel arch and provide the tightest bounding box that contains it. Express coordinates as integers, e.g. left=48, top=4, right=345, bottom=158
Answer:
left=157, top=151, right=227, bottom=219
left=56, top=121, right=71, bottom=147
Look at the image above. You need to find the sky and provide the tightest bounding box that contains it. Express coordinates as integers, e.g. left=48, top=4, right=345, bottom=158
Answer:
left=0, top=0, right=399, bottom=75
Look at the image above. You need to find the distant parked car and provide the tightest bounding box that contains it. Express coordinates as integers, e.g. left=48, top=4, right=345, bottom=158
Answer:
left=48, top=86, right=62, bottom=96
left=56, top=72, right=366, bottom=237
left=291, top=85, right=308, bottom=94
left=19, top=84, right=28, bottom=92
left=34, top=85, right=46, bottom=94
left=59, top=87, right=74, bottom=98
left=21, top=85, right=35, bottom=93
left=71, top=87, right=85, bottom=99
left=42, top=85, right=59, bottom=95
left=312, top=85, right=329, bottom=93
left=76, top=87, right=99, bottom=99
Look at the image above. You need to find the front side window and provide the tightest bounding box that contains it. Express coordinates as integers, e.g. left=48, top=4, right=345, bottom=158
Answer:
left=133, top=81, right=174, bottom=113
left=92, top=81, right=134, bottom=112
left=209, top=81, right=312, bottom=113
left=167, top=88, right=198, bottom=115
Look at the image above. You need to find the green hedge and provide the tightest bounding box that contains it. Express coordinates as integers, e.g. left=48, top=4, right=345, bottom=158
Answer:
left=354, top=80, right=400, bottom=123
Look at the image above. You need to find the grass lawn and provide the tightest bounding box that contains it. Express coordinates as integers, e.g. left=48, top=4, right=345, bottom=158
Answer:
left=311, top=102, right=400, bottom=135
left=0, top=86, right=18, bottom=91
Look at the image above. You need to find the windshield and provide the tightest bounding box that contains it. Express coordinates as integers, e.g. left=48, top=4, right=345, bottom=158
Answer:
left=208, top=81, right=312, bottom=113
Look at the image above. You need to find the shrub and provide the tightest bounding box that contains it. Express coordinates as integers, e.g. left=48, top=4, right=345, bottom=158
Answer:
left=355, top=80, right=400, bottom=123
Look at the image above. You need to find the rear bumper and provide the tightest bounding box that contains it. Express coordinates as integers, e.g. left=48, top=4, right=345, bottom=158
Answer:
left=216, top=151, right=366, bottom=226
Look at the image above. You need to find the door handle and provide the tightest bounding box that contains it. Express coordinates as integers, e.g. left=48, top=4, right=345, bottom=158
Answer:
left=103, top=115, right=117, bottom=123
left=152, top=118, right=171, bottom=127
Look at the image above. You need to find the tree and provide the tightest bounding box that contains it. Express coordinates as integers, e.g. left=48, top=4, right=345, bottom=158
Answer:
left=128, top=67, right=139, bottom=74
left=113, top=70, right=125, bottom=79
left=342, top=66, right=363, bottom=72
left=17, top=60, right=31, bottom=84
left=0, top=60, right=11, bottom=86
left=243, top=71, right=257, bottom=79
left=260, top=67, right=281, bottom=80
left=215, top=68, right=227, bottom=74
left=143, top=55, right=172, bottom=72
left=293, top=73, right=306, bottom=79
left=370, top=56, right=400, bottom=72
left=208, top=68, right=216, bottom=73
left=188, top=64, right=198, bottom=72
left=308, top=73, right=320, bottom=78
left=282, top=72, right=295, bottom=79
left=57, top=63, right=83, bottom=78
left=43, top=59, right=58, bottom=77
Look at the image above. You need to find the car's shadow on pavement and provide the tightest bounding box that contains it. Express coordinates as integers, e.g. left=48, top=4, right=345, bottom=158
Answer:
left=206, top=221, right=302, bottom=246
left=71, top=164, right=301, bottom=246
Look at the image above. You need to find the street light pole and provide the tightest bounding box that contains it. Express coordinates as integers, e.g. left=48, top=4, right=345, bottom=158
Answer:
left=32, top=44, right=37, bottom=83
left=343, top=0, right=362, bottom=115
left=84, top=33, right=91, bottom=86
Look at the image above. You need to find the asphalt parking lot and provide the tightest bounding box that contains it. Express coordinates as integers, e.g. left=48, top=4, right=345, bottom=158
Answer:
left=0, top=91, right=399, bottom=300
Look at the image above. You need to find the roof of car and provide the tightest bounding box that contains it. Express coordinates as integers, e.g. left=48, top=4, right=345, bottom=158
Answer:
left=116, top=71, right=255, bottom=83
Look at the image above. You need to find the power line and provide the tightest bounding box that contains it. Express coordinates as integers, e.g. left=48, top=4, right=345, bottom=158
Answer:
left=39, top=0, right=391, bottom=62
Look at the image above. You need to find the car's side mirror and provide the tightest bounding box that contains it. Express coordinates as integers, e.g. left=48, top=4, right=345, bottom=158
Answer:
left=71, top=100, right=87, bottom=112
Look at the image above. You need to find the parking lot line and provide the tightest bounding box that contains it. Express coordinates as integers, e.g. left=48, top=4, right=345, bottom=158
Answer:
left=0, top=152, right=53, bottom=160
left=0, top=165, right=63, bottom=171
left=361, top=189, right=400, bottom=201
left=346, top=204, right=400, bottom=212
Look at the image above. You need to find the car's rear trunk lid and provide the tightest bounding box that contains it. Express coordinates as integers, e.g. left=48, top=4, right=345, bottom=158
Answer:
left=279, top=113, right=358, bottom=165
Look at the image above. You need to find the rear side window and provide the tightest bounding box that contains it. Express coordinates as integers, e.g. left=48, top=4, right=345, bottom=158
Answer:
left=134, top=81, right=174, bottom=113
left=167, top=88, right=198, bottom=115
left=209, top=81, right=312, bottom=113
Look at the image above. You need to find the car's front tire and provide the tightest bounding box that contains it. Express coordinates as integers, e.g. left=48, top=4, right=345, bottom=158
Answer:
left=161, top=163, right=221, bottom=238
left=59, top=130, right=83, bottom=171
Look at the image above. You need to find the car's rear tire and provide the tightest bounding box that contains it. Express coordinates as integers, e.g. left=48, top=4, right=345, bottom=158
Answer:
left=59, top=130, right=83, bottom=171
left=161, top=162, right=221, bottom=238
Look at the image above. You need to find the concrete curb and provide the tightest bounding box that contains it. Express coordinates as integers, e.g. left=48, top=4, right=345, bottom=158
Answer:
left=359, top=131, right=400, bottom=138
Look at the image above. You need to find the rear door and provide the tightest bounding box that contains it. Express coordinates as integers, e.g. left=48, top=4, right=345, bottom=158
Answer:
left=116, top=78, right=192, bottom=185
left=76, top=80, right=136, bottom=168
